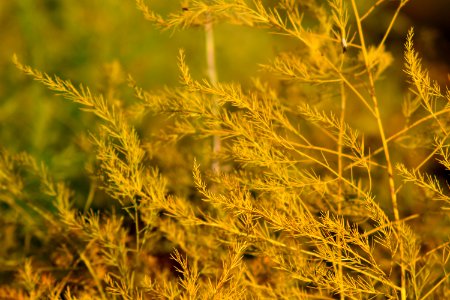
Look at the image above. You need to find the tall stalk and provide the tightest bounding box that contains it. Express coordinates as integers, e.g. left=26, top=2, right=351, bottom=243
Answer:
left=350, top=1, right=406, bottom=299
left=205, top=18, right=221, bottom=172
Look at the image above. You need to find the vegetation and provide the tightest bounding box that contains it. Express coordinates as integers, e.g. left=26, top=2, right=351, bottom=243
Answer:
left=1, top=0, right=449, bottom=299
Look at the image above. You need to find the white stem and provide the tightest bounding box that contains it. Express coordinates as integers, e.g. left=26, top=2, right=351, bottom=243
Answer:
left=205, top=20, right=221, bottom=172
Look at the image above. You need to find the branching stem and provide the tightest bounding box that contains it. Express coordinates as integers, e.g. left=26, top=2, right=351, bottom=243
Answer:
left=350, top=1, right=406, bottom=299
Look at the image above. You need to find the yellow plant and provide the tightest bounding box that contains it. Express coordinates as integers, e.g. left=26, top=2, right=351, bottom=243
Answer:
left=1, top=0, right=450, bottom=299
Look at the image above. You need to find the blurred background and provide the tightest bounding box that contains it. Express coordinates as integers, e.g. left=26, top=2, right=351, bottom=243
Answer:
left=1, top=1, right=276, bottom=185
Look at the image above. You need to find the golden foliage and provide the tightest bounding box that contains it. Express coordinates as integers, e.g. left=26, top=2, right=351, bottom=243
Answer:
left=1, top=1, right=450, bottom=299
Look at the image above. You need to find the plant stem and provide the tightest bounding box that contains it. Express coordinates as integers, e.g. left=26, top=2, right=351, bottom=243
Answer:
left=345, top=107, right=450, bottom=170
left=134, top=202, right=140, bottom=265
left=337, top=60, right=346, bottom=300
left=350, top=1, right=406, bottom=299
left=205, top=18, right=221, bottom=172
left=376, top=1, right=409, bottom=53
left=79, top=243, right=108, bottom=300
left=360, top=0, right=386, bottom=21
